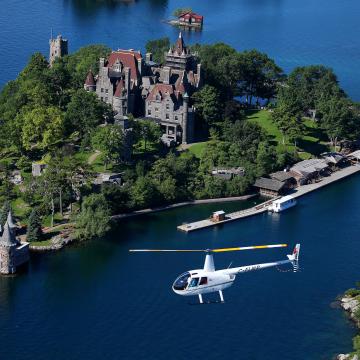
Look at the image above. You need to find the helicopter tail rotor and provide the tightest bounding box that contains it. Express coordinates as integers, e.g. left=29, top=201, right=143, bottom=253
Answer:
left=287, top=244, right=300, bottom=272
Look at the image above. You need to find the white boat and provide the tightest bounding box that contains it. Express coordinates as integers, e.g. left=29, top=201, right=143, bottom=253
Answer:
left=268, top=195, right=297, bottom=213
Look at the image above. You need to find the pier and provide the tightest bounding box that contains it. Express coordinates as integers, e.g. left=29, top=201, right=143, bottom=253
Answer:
left=177, top=164, right=360, bottom=233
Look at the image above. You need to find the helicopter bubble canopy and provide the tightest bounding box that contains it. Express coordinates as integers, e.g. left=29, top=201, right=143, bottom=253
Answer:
left=173, top=272, right=191, bottom=291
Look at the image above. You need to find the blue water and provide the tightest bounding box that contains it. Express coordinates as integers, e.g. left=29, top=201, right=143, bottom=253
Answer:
left=1, top=0, right=360, bottom=99
left=1, top=1, right=360, bottom=358
left=1, top=174, right=360, bottom=359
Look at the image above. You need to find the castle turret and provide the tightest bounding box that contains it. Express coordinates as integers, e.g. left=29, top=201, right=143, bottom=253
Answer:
left=84, top=70, right=96, bottom=92
left=49, top=34, right=68, bottom=66
left=182, top=92, right=189, bottom=144
left=0, top=214, right=29, bottom=275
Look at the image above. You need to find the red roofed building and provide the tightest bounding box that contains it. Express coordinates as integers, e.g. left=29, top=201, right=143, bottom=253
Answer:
left=84, top=49, right=144, bottom=118
left=178, top=11, right=203, bottom=27
left=84, top=33, right=202, bottom=145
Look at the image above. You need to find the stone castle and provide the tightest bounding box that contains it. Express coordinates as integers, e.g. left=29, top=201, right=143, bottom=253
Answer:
left=84, top=32, right=202, bottom=144
left=49, top=34, right=68, bottom=66
left=0, top=212, right=29, bottom=274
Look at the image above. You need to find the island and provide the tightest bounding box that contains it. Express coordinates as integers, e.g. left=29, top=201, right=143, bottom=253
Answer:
left=1, top=32, right=360, bottom=273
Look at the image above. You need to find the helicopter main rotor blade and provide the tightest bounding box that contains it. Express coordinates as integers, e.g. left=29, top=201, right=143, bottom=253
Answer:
left=212, top=244, right=287, bottom=252
left=129, top=249, right=205, bottom=252
left=129, top=244, right=287, bottom=253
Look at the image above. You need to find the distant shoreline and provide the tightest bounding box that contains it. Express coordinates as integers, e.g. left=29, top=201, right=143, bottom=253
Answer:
left=111, top=194, right=257, bottom=220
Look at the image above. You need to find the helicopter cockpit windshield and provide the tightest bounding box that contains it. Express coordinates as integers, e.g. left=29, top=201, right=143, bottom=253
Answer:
left=173, top=272, right=191, bottom=291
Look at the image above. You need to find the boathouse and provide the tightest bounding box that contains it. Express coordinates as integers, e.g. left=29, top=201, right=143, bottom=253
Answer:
left=269, top=171, right=297, bottom=189
left=178, top=11, right=203, bottom=27
left=253, top=177, right=286, bottom=197
left=290, top=159, right=329, bottom=185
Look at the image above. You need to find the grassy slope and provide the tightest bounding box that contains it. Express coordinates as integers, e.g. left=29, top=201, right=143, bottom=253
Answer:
left=247, top=109, right=330, bottom=159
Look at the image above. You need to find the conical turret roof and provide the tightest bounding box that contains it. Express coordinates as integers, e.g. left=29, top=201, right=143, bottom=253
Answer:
left=0, top=220, right=17, bottom=247
left=85, top=70, right=96, bottom=86
left=7, top=211, right=16, bottom=229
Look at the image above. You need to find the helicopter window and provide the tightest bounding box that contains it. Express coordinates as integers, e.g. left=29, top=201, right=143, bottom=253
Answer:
left=188, top=278, right=199, bottom=288
left=199, top=277, right=208, bottom=285
left=173, top=272, right=191, bottom=291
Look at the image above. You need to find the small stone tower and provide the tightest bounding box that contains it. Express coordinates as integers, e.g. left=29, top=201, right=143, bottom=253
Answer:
left=84, top=70, right=96, bottom=92
left=49, top=34, right=68, bottom=66
left=0, top=212, right=29, bottom=275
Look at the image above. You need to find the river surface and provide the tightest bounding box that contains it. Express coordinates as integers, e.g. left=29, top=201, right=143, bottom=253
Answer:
left=1, top=174, right=360, bottom=359
left=1, top=1, right=360, bottom=359
left=1, top=0, right=360, bottom=100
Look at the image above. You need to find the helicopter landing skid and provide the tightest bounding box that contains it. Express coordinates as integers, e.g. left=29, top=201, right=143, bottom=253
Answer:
left=189, top=291, right=225, bottom=305
left=188, top=299, right=225, bottom=306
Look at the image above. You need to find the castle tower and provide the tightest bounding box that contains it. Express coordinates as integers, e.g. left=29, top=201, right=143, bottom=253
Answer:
left=84, top=70, right=96, bottom=92
left=182, top=92, right=189, bottom=144
left=0, top=219, right=18, bottom=274
left=165, top=32, right=192, bottom=70
left=49, top=34, right=68, bottom=66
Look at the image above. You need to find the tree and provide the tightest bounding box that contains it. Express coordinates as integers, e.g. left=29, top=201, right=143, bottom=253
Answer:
left=64, top=45, right=111, bottom=88
left=130, top=176, right=159, bottom=209
left=237, top=50, right=284, bottom=105
left=173, top=8, right=192, bottom=17
left=277, top=65, right=344, bottom=114
left=64, top=89, right=113, bottom=140
left=256, top=141, right=278, bottom=177
left=134, top=119, right=162, bottom=153
left=193, top=43, right=239, bottom=100
left=91, top=125, right=124, bottom=169
left=26, top=209, right=43, bottom=242
left=192, top=85, right=222, bottom=127
left=317, top=96, right=355, bottom=149
left=0, top=201, right=10, bottom=227
left=271, top=103, right=303, bottom=147
left=21, top=106, right=64, bottom=150
left=145, top=37, right=170, bottom=64
left=75, top=193, right=111, bottom=240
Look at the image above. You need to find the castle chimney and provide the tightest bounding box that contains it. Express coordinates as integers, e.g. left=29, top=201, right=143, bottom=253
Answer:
left=163, top=66, right=171, bottom=85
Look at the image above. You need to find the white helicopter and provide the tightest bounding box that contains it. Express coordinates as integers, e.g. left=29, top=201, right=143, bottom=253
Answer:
left=130, top=243, right=300, bottom=304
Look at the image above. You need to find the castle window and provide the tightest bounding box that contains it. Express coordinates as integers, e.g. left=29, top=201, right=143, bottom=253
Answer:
left=166, top=114, right=169, bottom=119
left=101, top=88, right=104, bottom=93
left=148, top=110, right=151, bottom=115
left=166, top=104, right=170, bottom=110
left=105, top=89, right=108, bottom=94
left=175, top=116, right=178, bottom=120
left=105, top=97, right=108, bottom=102
left=155, top=107, right=159, bottom=112
left=101, top=97, right=104, bottom=101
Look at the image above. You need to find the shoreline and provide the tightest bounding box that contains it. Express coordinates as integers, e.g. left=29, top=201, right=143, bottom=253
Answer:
left=337, top=294, right=360, bottom=360
left=177, top=164, right=360, bottom=232
left=111, top=194, right=257, bottom=220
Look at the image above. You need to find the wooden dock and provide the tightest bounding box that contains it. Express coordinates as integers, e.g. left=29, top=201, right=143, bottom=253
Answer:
left=177, top=164, right=360, bottom=233
left=177, top=199, right=276, bottom=232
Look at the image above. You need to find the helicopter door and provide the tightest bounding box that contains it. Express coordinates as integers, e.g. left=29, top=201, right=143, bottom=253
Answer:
left=199, top=277, right=208, bottom=285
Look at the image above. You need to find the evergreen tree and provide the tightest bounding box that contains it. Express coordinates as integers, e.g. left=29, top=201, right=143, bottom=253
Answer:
left=0, top=201, right=10, bottom=227
left=26, top=209, right=43, bottom=242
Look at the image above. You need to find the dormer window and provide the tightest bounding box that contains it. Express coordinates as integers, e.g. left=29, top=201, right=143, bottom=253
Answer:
left=156, top=94, right=161, bottom=101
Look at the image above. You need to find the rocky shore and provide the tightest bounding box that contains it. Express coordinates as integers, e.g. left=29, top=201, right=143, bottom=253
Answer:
left=337, top=295, right=360, bottom=360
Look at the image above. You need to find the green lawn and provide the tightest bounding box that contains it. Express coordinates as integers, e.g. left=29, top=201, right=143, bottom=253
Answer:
left=187, top=141, right=209, bottom=158
left=12, top=197, right=31, bottom=221
left=247, top=109, right=330, bottom=158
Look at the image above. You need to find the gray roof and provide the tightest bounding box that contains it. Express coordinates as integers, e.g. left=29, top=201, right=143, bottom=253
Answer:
left=347, top=150, right=360, bottom=160
left=7, top=211, right=16, bottom=229
left=0, top=221, right=17, bottom=247
left=270, top=171, right=295, bottom=182
left=290, top=159, right=329, bottom=175
left=321, top=152, right=344, bottom=164
left=254, top=177, right=285, bottom=191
